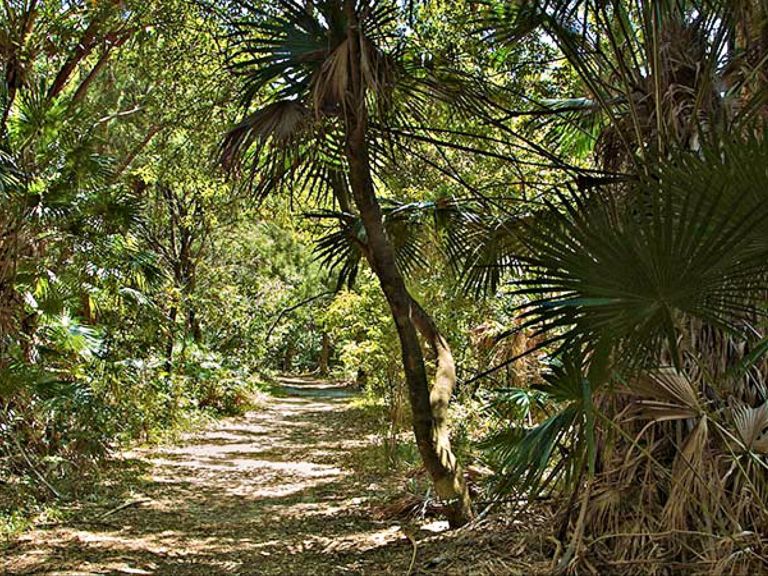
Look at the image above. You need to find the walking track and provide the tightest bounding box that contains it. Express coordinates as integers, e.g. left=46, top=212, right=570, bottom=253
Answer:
left=3, top=378, right=420, bottom=576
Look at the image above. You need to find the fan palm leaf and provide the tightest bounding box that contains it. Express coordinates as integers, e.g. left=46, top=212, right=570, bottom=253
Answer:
left=310, top=197, right=482, bottom=288
left=509, top=158, right=768, bottom=372
left=478, top=0, right=768, bottom=169
left=481, top=348, right=594, bottom=497
left=732, top=403, right=768, bottom=455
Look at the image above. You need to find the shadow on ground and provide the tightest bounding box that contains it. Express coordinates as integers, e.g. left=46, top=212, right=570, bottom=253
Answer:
left=2, top=378, right=415, bottom=576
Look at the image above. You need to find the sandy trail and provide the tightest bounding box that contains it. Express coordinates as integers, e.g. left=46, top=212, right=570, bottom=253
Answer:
left=3, top=377, right=415, bottom=576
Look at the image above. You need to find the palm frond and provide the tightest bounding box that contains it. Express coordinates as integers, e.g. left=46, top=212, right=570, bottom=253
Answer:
left=532, top=97, right=607, bottom=160
left=732, top=403, right=768, bottom=455
left=481, top=349, right=592, bottom=496
left=309, top=199, right=441, bottom=288
left=478, top=0, right=766, bottom=165
left=631, top=368, right=704, bottom=422
left=219, top=99, right=312, bottom=172
left=510, top=148, right=768, bottom=371
left=460, top=212, right=529, bottom=296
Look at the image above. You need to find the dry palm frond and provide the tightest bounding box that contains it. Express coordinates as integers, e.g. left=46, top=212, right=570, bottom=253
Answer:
left=311, top=37, right=353, bottom=116
left=373, top=492, right=445, bottom=521
left=311, top=33, right=397, bottom=116
left=632, top=368, right=704, bottom=422
left=357, top=35, right=396, bottom=116
left=731, top=402, right=768, bottom=455
left=219, top=100, right=312, bottom=172
left=472, top=1, right=768, bottom=572
left=469, top=320, right=541, bottom=389
left=662, top=417, right=714, bottom=531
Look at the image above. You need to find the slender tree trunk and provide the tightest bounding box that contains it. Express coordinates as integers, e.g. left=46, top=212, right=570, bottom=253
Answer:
left=355, top=367, right=368, bottom=389
left=318, top=332, right=331, bottom=376
left=409, top=300, right=473, bottom=521
left=165, top=305, right=177, bottom=374
left=81, top=290, right=94, bottom=324
left=188, top=308, right=202, bottom=343
left=20, top=313, right=37, bottom=364
left=1, top=2, right=38, bottom=134
left=342, top=0, right=472, bottom=527
left=347, top=148, right=472, bottom=526
left=283, top=343, right=295, bottom=373
left=71, top=45, right=113, bottom=104
left=1, top=82, right=17, bottom=135
left=47, top=20, right=100, bottom=101
left=115, top=125, right=162, bottom=179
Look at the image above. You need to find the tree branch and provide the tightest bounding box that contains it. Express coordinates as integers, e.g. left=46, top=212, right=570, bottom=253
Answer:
left=265, top=291, right=334, bottom=343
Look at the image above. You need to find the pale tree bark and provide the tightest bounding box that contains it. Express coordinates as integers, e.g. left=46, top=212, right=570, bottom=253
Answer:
left=410, top=300, right=473, bottom=521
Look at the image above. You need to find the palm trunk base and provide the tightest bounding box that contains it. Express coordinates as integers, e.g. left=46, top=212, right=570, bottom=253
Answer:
left=446, top=493, right=473, bottom=529
left=413, top=425, right=474, bottom=528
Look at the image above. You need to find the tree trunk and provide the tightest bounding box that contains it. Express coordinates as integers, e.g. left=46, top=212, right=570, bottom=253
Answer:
left=81, top=290, right=94, bottom=324
left=47, top=18, right=101, bottom=101
left=283, top=343, right=295, bottom=373
left=355, top=367, right=368, bottom=389
left=341, top=0, right=472, bottom=527
left=318, top=332, right=331, bottom=376
left=347, top=150, right=472, bottom=526
left=188, top=308, right=202, bottom=343
left=409, top=300, right=473, bottom=522
left=165, top=305, right=177, bottom=374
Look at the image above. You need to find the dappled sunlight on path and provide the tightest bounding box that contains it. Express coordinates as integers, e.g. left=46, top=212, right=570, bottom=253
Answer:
left=2, top=378, right=413, bottom=576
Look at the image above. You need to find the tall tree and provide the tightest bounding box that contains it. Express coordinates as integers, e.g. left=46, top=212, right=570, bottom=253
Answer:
left=217, top=0, right=477, bottom=526
left=470, top=1, right=768, bottom=571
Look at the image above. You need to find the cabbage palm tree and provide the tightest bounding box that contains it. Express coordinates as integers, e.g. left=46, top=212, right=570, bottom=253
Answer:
left=470, top=0, right=768, bottom=571
left=217, top=0, right=480, bottom=526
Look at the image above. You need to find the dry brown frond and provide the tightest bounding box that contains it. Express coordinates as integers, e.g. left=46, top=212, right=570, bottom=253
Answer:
left=731, top=402, right=768, bottom=454
left=219, top=100, right=311, bottom=172
left=310, top=34, right=396, bottom=120
left=662, top=417, right=713, bottom=531
left=632, top=368, right=704, bottom=422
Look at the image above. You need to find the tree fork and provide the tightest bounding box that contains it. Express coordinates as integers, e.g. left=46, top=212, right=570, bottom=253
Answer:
left=341, top=0, right=472, bottom=528
left=410, top=300, right=473, bottom=525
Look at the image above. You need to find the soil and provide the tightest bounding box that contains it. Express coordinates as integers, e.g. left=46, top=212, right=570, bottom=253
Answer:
left=1, top=377, right=550, bottom=576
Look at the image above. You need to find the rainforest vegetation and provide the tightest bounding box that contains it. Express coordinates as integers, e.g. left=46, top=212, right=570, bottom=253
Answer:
left=3, top=1, right=768, bottom=574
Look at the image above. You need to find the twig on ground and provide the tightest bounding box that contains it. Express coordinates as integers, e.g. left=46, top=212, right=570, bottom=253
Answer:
left=403, top=528, right=418, bottom=575
left=10, top=434, right=61, bottom=499
left=97, top=497, right=151, bottom=520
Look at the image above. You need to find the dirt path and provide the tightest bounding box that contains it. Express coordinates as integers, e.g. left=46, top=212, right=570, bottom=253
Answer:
left=3, top=378, right=420, bottom=576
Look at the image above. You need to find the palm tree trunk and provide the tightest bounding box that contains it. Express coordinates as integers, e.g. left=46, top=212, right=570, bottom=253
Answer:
left=342, top=0, right=472, bottom=527
left=347, top=152, right=471, bottom=525
left=409, top=300, right=473, bottom=521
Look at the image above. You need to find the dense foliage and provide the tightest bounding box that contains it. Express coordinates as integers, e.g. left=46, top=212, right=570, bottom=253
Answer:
left=3, top=0, right=768, bottom=573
